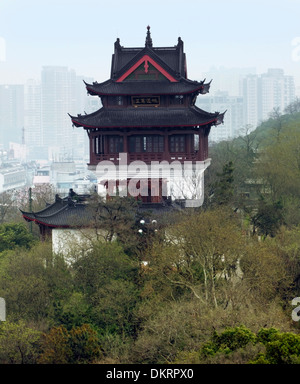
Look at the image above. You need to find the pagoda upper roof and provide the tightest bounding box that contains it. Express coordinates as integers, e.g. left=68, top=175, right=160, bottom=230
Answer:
left=70, top=105, right=225, bottom=130
left=84, top=78, right=211, bottom=96
left=111, top=27, right=187, bottom=80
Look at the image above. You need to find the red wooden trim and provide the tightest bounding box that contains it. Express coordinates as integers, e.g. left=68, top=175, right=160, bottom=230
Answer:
left=22, top=214, right=35, bottom=222
left=116, top=55, right=178, bottom=83
left=22, top=214, right=70, bottom=228
left=72, top=118, right=218, bottom=130
left=86, top=84, right=204, bottom=96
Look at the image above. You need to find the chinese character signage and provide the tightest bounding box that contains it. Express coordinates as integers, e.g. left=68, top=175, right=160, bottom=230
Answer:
left=132, top=96, right=160, bottom=107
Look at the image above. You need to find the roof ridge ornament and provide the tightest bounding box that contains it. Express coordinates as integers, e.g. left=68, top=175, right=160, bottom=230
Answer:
left=145, top=25, right=153, bottom=48
left=114, top=37, right=121, bottom=50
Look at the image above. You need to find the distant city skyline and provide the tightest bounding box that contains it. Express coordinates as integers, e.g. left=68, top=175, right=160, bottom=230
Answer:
left=0, top=0, right=300, bottom=88
left=0, top=64, right=295, bottom=158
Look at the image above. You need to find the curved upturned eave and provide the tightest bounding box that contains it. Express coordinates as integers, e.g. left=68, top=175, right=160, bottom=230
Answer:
left=83, top=78, right=211, bottom=97
left=71, top=118, right=219, bottom=129
left=69, top=107, right=225, bottom=130
left=20, top=204, right=90, bottom=229
left=22, top=213, right=70, bottom=228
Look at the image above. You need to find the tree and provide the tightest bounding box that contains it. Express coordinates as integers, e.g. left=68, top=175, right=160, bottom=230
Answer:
left=269, top=107, right=283, bottom=141
left=0, top=320, right=41, bottom=364
left=38, top=324, right=102, bottom=364
left=0, top=242, right=73, bottom=323
left=86, top=194, right=145, bottom=256
left=240, top=238, right=289, bottom=302
left=284, top=97, right=300, bottom=115
left=254, top=121, right=300, bottom=226
left=0, top=191, right=20, bottom=224
left=148, top=208, right=244, bottom=308
left=0, top=222, right=34, bottom=252
left=212, top=161, right=234, bottom=206
left=18, top=184, right=56, bottom=213
left=253, top=328, right=300, bottom=364
left=205, top=129, right=259, bottom=210
left=250, top=198, right=284, bottom=238
left=73, top=242, right=140, bottom=336
left=38, top=325, right=71, bottom=364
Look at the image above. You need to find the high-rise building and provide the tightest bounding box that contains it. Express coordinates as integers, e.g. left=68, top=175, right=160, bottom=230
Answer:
left=23, top=67, right=99, bottom=161
left=33, top=66, right=99, bottom=161
left=241, top=74, right=260, bottom=130
left=203, top=66, right=256, bottom=96
left=0, top=84, right=24, bottom=149
left=241, top=69, right=296, bottom=128
left=41, top=66, right=77, bottom=160
left=260, top=69, right=295, bottom=120
left=197, top=91, right=244, bottom=143
left=24, top=79, right=42, bottom=159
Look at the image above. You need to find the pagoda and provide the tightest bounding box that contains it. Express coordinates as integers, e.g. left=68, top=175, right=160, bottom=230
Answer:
left=69, top=27, right=225, bottom=206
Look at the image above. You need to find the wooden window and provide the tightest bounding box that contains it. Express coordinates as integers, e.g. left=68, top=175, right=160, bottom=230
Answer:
left=129, top=136, right=142, bottom=153
left=94, top=135, right=104, bottom=154
left=108, top=136, right=123, bottom=153
left=170, top=135, right=185, bottom=152
left=194, top=134, right=199, bottom=151
left=129, top=135, right=164, bottom=153
left=146, top=135, right=164, bottom=153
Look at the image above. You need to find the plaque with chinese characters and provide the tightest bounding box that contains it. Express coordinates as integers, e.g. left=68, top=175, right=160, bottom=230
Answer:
left=132, top=96, right=160, bottom=107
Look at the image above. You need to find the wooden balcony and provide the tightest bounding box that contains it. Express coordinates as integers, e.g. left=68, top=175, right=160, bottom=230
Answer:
left=89, top=151, right=203, bottom=165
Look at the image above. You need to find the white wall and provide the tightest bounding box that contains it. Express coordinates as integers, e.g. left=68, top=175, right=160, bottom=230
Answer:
left=52, top=228, right=101, bottom=260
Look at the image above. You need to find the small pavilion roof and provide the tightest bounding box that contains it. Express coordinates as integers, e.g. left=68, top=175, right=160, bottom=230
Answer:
left=20, top=192, right=93, bottom=228
left=20, top=191, right=184, bottom=229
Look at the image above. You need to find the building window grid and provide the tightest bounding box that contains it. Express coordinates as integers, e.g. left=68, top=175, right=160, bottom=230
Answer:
left=129, top=135, right=164, bottom=153
left=170, top=135, right=185, bottom=153
left=108, top=136, right=123, bottom=153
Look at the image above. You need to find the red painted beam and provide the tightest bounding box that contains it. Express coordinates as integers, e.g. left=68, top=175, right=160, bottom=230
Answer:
left=116, top=55, right=178, bottom=83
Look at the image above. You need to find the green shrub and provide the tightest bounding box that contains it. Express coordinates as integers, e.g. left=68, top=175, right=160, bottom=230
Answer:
left=202, top=325, right=256, bottom=358
left=258, top=332, right=300, bottom=364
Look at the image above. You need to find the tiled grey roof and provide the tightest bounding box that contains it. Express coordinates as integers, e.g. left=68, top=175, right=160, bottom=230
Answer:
left=85, top=78, right=210, bottom=96
left=111, top=38, right=186, bottom=80
left=20, top=194, right=93, bottom=228
left=70, top=106, right=224, bottom=130
left=20, top=194, right=181, bottom=228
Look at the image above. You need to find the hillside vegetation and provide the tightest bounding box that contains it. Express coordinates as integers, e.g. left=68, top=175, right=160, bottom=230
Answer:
left=1, top=104, right=300, bottom=364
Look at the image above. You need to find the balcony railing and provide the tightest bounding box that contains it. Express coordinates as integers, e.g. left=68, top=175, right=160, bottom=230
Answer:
left=90, top=151, right=202, bottom=164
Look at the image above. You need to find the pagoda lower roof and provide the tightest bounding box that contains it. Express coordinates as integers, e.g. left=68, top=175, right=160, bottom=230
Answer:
left=85, top=78, right=211, bottom=96
left=70, top=106, right=224, bottom=130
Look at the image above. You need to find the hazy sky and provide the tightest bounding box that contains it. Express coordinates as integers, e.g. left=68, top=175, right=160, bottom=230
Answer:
left=0, top=0, right=300, bottom=87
